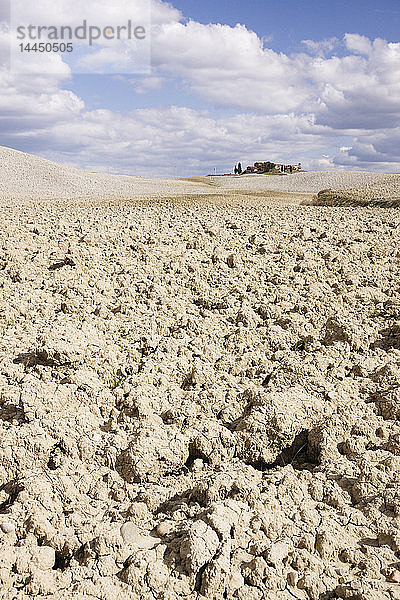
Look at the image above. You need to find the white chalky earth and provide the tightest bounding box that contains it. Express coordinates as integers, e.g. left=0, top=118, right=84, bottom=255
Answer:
left=0, top=147, right=400, bottom=599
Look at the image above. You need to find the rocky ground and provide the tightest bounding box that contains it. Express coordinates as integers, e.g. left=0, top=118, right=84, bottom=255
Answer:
left=1, top=150, right=400, bottom=600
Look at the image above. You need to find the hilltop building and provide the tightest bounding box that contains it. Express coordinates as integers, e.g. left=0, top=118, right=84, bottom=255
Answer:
left=243, top=161, right=301, bottom=174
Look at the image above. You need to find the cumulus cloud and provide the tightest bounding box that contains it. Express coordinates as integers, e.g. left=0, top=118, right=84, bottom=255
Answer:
left=8, top=0, right=178, bottom=74
left=1, top=0, right=400, bottom=172
left=152, top=20, right=400, bottom=133
left=313, top=39, right=400, bottom=129
left=0, top=103, right=334, bottom=176
left=132, top=75, right=165, bottom=93
left=301, top=37, right=339, bottom=57
left=9, top=0, right=174, bottom=28
left=75, top=42, right=151, bottom=74
left=344, top=33, right=372, bottom=55
left=334, top=128, right=400, bottom=171
left=0, top=21, right=82, bottom=135
left=153, top=21, right=312, bottom=113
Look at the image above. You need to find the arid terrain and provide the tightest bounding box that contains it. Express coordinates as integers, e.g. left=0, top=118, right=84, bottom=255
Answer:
left=1, top=147, right=400, bottom=600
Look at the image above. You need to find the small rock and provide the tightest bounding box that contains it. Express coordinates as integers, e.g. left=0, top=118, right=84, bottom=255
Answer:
left=316, top=531, right=334, bottom=559
left=287, top=571, right=298, bottom=587
left=265, top=540, right=291, bottom=565
left=301, top=226, right=312, bottom=241
left=227, top=254, right=236, bottom=268
left=250, top=517, right=262, bottom=532
left=389, top=569, right=400, bottom=583
left=180, top=520, right=219, bottom=574
left=228, top=568, right=244, bottom=594
left=191, top=458, right=204, bottom=472
left=117, top=423, right=189, bottom=482
left=32, top=546, right=56, bottom=570
left=0, top=522, right=15, bottom=534
left=156, top=521, right=174, bottom=537
left=120, top=522, right=158, bottom=549
left=120, top=522, right=141, bottom=544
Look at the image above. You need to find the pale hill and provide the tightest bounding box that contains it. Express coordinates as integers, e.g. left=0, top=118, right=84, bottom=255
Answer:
left=209, top=170, right=400, bottom=195
left=0, top=146, right=208, bottom=201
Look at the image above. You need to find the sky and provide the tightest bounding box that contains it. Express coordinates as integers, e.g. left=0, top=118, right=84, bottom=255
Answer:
left=1, top=0, right=400, bottom=176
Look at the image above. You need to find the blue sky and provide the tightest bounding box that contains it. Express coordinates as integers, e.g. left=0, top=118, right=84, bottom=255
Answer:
left=1, top=0, right=400, bottom=175
left=173, top=0, right=400, bottom=49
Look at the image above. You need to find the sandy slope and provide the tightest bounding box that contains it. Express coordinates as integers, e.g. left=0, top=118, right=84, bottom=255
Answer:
left=0, top=147, right=214, bottom=201
left=0, top=149, right=400, bottom=600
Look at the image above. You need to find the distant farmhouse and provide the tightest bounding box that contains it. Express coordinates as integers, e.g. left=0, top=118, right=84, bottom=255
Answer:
left=243, top=161, right=302, bottom=174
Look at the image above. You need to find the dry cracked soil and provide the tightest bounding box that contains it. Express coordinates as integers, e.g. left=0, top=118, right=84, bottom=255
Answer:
left=1, top=184, right=400, bottom=600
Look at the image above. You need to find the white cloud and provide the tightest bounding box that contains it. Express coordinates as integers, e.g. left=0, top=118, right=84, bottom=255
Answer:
left=301, top=37, right=339, bottom=57
left=0, top=104, right=336, bottom=176
left=153, top=21, right=312, bottom=113
left=151, top=20, right=400, bottom=137
left=10, top=0, right=168, bottom=27
left=344, top=33, right=372, bottom=55
left=334, top=128, right=400, bottom=170
left=75, top=41, right=150, bottom=74
left=7, top=0, right=177, bottom=75
left=313, top=39, right=400, bottom=129
left=6, top=2, right=400, bottom=127
left=150, top=0, right=182, bottom=25
left=0, top=64, right=83, bottom=136
left=1, top=0, right=400, bottom=173
left=132, top=75, right=164, bottom=93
